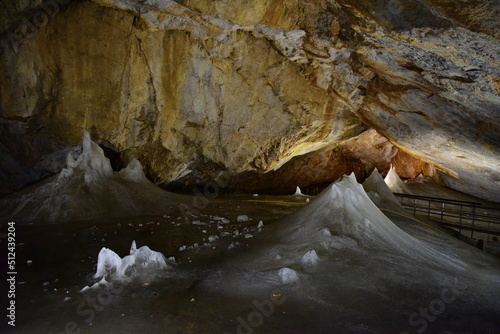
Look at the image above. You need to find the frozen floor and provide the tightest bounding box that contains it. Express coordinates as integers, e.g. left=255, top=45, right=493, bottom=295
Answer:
left=3, top=181, right=500, bottom=334
left=3, top=132, right=499, bottom=334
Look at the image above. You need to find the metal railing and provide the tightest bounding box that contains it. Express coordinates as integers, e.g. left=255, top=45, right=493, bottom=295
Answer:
left=394, top=193, right=500, bottom=242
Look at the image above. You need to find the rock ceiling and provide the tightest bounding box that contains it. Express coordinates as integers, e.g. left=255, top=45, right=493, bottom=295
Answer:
left=0, top=0, right=499, bottom=200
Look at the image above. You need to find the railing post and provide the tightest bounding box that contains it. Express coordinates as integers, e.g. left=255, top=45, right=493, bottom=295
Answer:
left=458, top=205, right=463, bottom=234
left=440, top=202, right=445, bottom=223
left=471, top=204, right=476, bottom=239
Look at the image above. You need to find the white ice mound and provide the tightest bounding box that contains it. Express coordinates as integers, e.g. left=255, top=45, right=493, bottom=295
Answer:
left=278, top=268, right=299, bottom=284
left=93, top=241, right=171, bottom=283
left=280, top=174, right=400, bottom=245
left=205, top=173, right=467, bottom=297
left=384, top=165, right=412, bottom=194
left=64, top=130, right=113, bottom=183
left=118, top=158, right=149, bottom=183
left=237, top=215, right=250, bottom=222
left=294, top=186, right=304, bottom=196
left=0, top=131, right=184, bottom=222
left=300, top=250, right=319, bottom=271
left=363, top=168, right=408, bottom=214
left=274, top=174, right=465, bottom=266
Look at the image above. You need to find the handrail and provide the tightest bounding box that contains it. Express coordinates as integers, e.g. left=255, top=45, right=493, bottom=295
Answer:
left=393, top=193, right=483, bottom=206
left=394, top=193, right=500, bottom=242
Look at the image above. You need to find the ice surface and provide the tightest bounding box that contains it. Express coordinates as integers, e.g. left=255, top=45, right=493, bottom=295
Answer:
left=0, top=131, right=186, bottom=223
left=278, top=268, right=299, bottom=284
left=18, top=169, right=500, bottom=333
left=384, top=165, right=412, bottom=194
left=91, top=241, right=171, bottom=285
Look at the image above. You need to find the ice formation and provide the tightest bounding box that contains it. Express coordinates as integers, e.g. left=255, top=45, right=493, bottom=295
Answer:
left=208, top=235, right=219, bottom=242
left=237, top=215, right=250, bottom=222
left=88, top=240, right=171, bottom=286
left=64, top=131, right=113, bottom=183
left=278, top=268, right=299, bottom=284
left=300, top=250, right=319, bottom=271
left=281, top=175, right=419, bottom=251
left=204, top=173, right=472, bottom=300
left=0, top=131, right=185, bottom=222
left=384, top=165, right=413, bottom=194
left=294, top=186, right=304, bottom=196
left=363, top=168, right=408, bottom=214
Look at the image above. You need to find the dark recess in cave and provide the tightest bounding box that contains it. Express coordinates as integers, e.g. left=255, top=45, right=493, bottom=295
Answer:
left=99, top=144, right=125, bottom=171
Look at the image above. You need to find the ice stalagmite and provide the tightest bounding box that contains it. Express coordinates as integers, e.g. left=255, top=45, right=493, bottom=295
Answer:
left=63, top=130, right=113, bottom=182
left=294, top=186, right=304, bottom=196
left=83, top=241, right=172, bottom=289
left=0, top=131, right=186, bottom=223
left=204, top=173, right=468, bottom=298
left=384, top=165, right=413, bottom=194
left=363, top=168, right=409, bottom=214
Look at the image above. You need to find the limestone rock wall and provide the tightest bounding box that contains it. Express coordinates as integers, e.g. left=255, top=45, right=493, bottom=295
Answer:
left=0, top=0, right=499, bottom=200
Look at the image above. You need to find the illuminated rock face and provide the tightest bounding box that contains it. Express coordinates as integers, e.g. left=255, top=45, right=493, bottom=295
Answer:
left=0, top=0, right=499, bottom=200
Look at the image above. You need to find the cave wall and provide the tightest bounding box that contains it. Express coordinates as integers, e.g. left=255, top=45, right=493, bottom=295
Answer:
left=0, top=0, right=499, bottom=200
